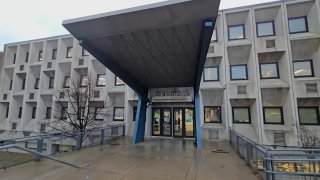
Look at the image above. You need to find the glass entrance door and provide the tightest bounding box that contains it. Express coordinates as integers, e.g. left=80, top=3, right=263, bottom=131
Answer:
left=152, top=108, right=172, bottom=137
left=173, top=108, right=194, bottom=138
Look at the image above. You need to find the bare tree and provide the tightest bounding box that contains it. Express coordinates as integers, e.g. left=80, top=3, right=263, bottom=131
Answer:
left=297, top=126, right=319, bottom=148
left=46, top=74, right=112, bottom=148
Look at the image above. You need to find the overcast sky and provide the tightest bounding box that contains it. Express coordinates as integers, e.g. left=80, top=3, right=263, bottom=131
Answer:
left=0, top=0, right=277, bottom=50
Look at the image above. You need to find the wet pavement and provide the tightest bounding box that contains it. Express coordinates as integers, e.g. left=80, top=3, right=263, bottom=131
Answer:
left=0, top=137, right=258, bottom=180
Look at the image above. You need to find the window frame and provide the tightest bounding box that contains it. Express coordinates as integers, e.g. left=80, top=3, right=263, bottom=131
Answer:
left=228, top=24, right=245, bottom=41
left=259, top=62, right=280, bottom=79
left=22, top=78, right=26, bottom=90
left=94, top=107, right=105, bottom=121
left=32, top=107, right=37, bottom=119
left=204, top=106, right=222, bottom=123
left=52, top=49, right=57, bottom=60
left=46, top=107, right=52, bottom=119
left=49, top=77, right=54, bottom=89
left=66, top=47, right=73, bottom=58
left=80, top=75, right=88, bottom=87
left=203, top=66, right=219, bottom=82
left=13, top=53, right=16, bottom=64
left=115, top=76, right=125, bottom=86
left=293, top=59, right=314, bottom=78
left=82, top=48, right=89, bottom=56
left=232, top=107, right=251, bottom=124
left=298, top=107, right=320, bottom=125
left=230, top=64, right=248, bottom=81
left=113, top=107, right=125, bottom=121
left=263, top=107, right=284, bottom=125
left=133, top=106, right=137, bottom=121
left=6, top=106, right=9, bottom=118
left=60, top=107, right=68, bottom=120
left=18, top=107, right=23, bottom=119
left=34, top=78, right=40, bottom=89
left=256, top=21, right=275, bottom=37
left=288, top=16, right=309, bottom=34
left=38, top=50, right=43, bottom=61
left=212, top=28, right=218, bottom=42
left=9, top=80, right=13, bottom=90
left=25, top=52, right=29, bottom=62
left=63, top=76, right=71, bottom=88
left=96, top=74, right=106, bottom=87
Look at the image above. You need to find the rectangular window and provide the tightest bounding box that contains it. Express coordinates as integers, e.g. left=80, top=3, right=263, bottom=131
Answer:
left=46, top=107, right=52, bottom=119
left=230, top=64, right=248, bottom=80
left=293, top=60, right=314, bottom=78
left=12, top=123, right=17, bottom=130
left=34, top=78, right=40, bottom=89
left=40, top=124, right=46, bottom=132
left=6, top=106, right=9, bottom=118
left=232, top=107, right=251, bottom=124
left=82, top=48, right=89, bottom=56
left=288, top=16, right=308, bottom=34
left=18, top=107, right=22, bottom=118
left=203, top=66, right=219, bottom=81
left=113, top=107, right=124, bottom=121
left=204, top=106, right=221, bottom=123
left=212, top=28, right=218, bottom=42
left=60, top=107, right=68, bottom=119
left=63, top=76, right=71, bottom=88
left=95, top=107, right=105, bottom=120
left=66, top=47, right=73, bottom=58
left=115, top=76, right=125, bottom=86
left=52, top=49, right=57, bottom=60
left=96, top=74, right=106, bottom=86
left=22, top=79, right=26, bottom=90
left=260, top=62, right=279, bottom=79
left=80, top=75, right=88, bottom=87
left=228, top=25, right=245, bottom=40
left=298, top=107, right=320, bottom=125
left=9, top=80, right=13, bottom=90
left=13, top=53, right=16, bottom=64
left=38, top=50, right=43, bottom=61
left=49, top=77, right=54, bottom=89
left=257, top=21, right=275, bottom=37
left=25, top=52, right=29, bottom=62
left=32, top=107, right=37, bottom=119
left=263, top=107, right=284, bottom=124
left=133, top=106, right=137, bottom=121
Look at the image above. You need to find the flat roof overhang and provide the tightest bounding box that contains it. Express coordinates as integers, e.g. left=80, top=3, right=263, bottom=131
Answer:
left=63, top=0, right=220, bottom=94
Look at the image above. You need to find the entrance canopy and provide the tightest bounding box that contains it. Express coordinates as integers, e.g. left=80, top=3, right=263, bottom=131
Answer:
left=63, top=0, right=220, bottom=94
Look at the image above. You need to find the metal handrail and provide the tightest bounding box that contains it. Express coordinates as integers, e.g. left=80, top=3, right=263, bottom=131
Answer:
left=0, top=144, right=89, bottom=169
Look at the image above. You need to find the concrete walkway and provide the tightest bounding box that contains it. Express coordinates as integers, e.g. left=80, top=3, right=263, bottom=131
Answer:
left=0, top=138, right=258, bottom=180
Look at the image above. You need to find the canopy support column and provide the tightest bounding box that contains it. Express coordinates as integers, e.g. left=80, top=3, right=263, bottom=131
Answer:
left=133, top=93, right=148, bottom=144
left=194, top=20, right=215, bottom=149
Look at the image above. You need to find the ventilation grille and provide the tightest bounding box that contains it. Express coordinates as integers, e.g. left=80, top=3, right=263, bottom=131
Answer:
left=20, top=65, right=24, bottom=71
left=274, top=132, right=286, bottom=146
left=237, top=85, right=247, bottom=94
left=47, top=62, right=52, bottom=68
left=306, top=83, right=317, bottom=93
left=29, top=93, right=34, bottom=100
left=3, top=94, right=7, bottom=100
left=266, top=40, right=276, bottom=48
left=209, top=130, right=219, bottom=140
left=11, top=123, right=17, bottom=130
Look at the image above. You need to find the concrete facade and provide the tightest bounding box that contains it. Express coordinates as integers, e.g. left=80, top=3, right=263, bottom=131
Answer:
left=0, top=0, right=320, bottom=146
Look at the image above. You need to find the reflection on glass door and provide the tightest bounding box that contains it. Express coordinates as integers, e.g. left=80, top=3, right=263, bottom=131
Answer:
left=185, top=108, right=194, bottom=137
left=152, top=108, right=172, bottom=136
left=152, top=109, right=161, bottom=136
left=174, top=109, right=183, bottom=137
left=163, top=109, right=171, bottom=136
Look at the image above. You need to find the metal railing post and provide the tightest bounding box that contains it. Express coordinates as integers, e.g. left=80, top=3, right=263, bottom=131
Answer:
left=100, top=129, right=105, bottom=145
left=36, top=137, right=43, bottom=161
left=246, top=142, right=250, bottom=165
left=122, top=125, right=125, bottom=136
left=236, top=135, right=240, bottom=154
left=266, top=153, right=272, bottom=180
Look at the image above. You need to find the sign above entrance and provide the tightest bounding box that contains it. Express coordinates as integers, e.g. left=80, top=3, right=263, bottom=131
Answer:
left=150, top=88, right=194, bottom=103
